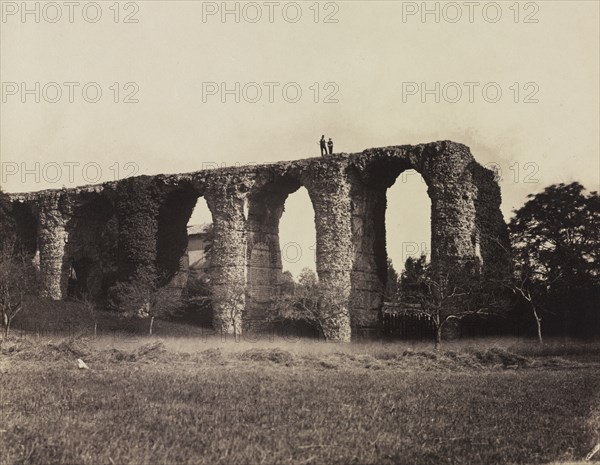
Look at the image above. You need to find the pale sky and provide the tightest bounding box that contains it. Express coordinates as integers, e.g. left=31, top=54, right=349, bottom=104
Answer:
left=1, top=0, right=598, bottom=275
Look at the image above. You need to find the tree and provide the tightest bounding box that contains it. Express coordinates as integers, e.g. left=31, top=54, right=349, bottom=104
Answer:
left=74, top=292, right=99, bottom=338
left=480, top=232, right=547, bottom=344
left=109, top=273, right=183, bottom=335
left=415, top=265, right=467, bottom=349
left=507, top=260, right=545, bottom=344
left=0, top=190, right=39, bottom=338
left=510, top=182, right=599, bottom=288
left=400, top=255, right=428, bottom=302
left=384, top=259, right=401, bottom=303
left=0, top=247, right=38, bottom=338
left=0, top=249, right=23, bottom=338
left=268, top=267, right=350, bottom=340
left=298, top=267, right=318, bottom=287
left=201, top=223, right=214, bottom=260
left=279, top=270, right=296, bottom=296
left=401, top=258, right=501, bottom=349
left=509, top=182, right=600, bottom=339
left=181, top=272, right=213, bottom=324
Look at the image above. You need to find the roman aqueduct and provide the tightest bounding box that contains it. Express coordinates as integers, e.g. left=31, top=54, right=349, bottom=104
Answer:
left=6, top=141, right=509, bottom=341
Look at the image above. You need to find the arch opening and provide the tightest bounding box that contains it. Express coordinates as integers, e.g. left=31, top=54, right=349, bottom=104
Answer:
left=245, top=176, right=317, bottom=336
left=67, top=194, right=117, bottom=300
left=378, top=168, right=434, bottom=338
left=154, top=187, right=214, bottom=325
left=279, top=186, right=317, bottom=277
left=156, top=188, right=200, bottom=284
left=181, top=195, right=213, bottom=326
left=348, top=160, right=432, bottom=333
left=385, top=169, right=431, bottom=282
left=11, top=201, right=38, bottom=258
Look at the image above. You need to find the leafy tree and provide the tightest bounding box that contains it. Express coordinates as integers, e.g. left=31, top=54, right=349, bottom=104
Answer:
left=298, top=267, right=318, bottom=287
left=400, top=255, right=428, bottom=303
left=181, top=272, right=213, bottom=322
left=279, top=270, right=296, bottom=296
left=509, top=182, right=600, bottom=338
left=201, top=223, right=214, bottom=261
left=510, top=182, right=599, bottom=288
left=384, top=259, right=401, bottom=303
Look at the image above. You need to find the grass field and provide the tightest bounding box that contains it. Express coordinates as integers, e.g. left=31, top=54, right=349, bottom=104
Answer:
left=1, top=333, right=600, bottom=465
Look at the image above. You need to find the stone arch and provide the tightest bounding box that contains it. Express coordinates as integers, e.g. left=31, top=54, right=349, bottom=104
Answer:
left=348, top=142, right=500, bottom=332
left=154, top=180, right=218, bottom=326
left=6, top=141, right=509, bottom=339
left=10, top=200, right=39, bottom=259
left=156, top=184, right=204, bottom=287
left=244, top=172, right=304, bottom=326
left=67, top=192, right=117, bottom=299
left=347, top=157, right=413, bottom=331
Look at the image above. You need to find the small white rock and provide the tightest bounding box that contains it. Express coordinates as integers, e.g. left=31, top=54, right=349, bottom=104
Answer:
left=77, top=358, right=90, bottom=370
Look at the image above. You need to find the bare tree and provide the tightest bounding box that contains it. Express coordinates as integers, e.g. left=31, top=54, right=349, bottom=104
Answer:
left=479, top=232, right=547, bottom=345
left=74, top=292, right=99, bottom=338
left=415, top=269, right=467, bottom=349
left=110, top=275, right=183, bottom=335
left=507, top=268, right=544, bottom=344
left=485, top=236, right=546, bottom=344
left=268, top=268, right=350, bottom=340
left=408, top=261, right=503, bottom=349
left=0, top=247, right=37, bottom=339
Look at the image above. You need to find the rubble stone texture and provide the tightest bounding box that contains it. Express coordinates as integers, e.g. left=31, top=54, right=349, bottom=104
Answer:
left=6, top=141, right=509, bottom=341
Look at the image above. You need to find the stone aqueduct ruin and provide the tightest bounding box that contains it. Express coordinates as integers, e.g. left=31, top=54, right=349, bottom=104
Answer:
left=7, top=141, right=509, bottom=341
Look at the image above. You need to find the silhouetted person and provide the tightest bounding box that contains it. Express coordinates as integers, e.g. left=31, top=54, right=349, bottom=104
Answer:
left=327, top=138, right=334, bottom=154
left=320, top=135, right=327, bottom=156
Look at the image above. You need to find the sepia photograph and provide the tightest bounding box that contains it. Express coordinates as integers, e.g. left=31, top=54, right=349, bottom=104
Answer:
left=0, top=1, right=599, bottom=464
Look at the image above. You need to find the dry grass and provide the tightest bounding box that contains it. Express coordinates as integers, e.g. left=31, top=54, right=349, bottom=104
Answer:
left=5, top=334, right=600, bottom=370
left=1, top=334, right=600, bottom=465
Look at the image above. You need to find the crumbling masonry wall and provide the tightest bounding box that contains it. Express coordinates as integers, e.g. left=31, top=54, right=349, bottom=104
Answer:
left=6, top=141, right=509, bottom=341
